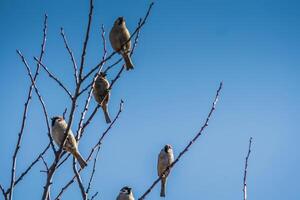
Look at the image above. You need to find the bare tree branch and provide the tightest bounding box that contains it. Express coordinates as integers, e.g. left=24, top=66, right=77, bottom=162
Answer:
left=0, top=183, right=6, bottom=200
left=33, top=58, right=73, bottom=99
left=17, top=51, right=56, bottom=150
left=138, top=82, right=223, bottom=200
left=81, top=105, right=100, bottom=133
left=14, top=143, right=51, bottom=186
left=7, top=15, right=48, bottom=200
left=78, top=0, right=94, bottom=81
left=62, top=107, right=68, bottom=119
left=90, top=192, right=98, bottom=200
left=85, top=143, right=100, bottom=195
left=243, top=137, right=253, bottom=200
left=73, top=158, right=87, bottom=200
left=41, top=155, right=49, bottom=172
left=60, top=27, right=79, bottom=84
left=17, top=51, right=60, bottom=200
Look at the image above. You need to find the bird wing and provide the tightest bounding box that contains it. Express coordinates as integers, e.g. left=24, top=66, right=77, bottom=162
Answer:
left=119, top=28, right=131, bottom=53
left=158, top=151, right=168, bottom=176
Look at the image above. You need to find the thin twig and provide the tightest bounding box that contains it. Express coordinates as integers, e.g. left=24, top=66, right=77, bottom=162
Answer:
left=55, top=100, right=124, bottom=199
left=109, top=64, right=125, bottom=89
left=85, top=145, right=100, bottom=195
left=33, top=57, right=73, bottom=99
left=62, top=108, right=68, bottom=119
left=78, top=0, right=94, bottom=80
left=17, top=51, right=55, bottom=150
left=14, top=143, right=51, bottom=186
left=90, top=192, right=98, bottom=200
left=243, top=137, right=253, bottom=200
left=41, top=155, right=49, bottom=172
left=81, top=105, right=101, bottom=133
left=103, top=58, right=122, bottom=74
left=82, top=2, right=154, bottom=81
left=8, top=15, right=48, bottom=200
left=73, top=158, right=87, bottom=200
left=0, top=183, right=6, bottom=199
left=138, top=82, right=223, bottom=200
left=78, top=82, right=93, bottom=97
left=60, top=27, right=79, bottom=84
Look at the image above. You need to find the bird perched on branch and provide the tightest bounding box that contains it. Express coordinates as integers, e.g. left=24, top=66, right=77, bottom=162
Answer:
left=116, top=186, right=135, bottom=200
left=51, top=116, right=87, bottom=169
left=157, top=144, right=174, bottom=197
left=93, top=72, right=111, bottom=124
left=110, top=16, right=134, bottom=70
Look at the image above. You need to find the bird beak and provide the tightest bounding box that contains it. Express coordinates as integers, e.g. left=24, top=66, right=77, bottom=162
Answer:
left=118, top=16, right=124, bottom=23
left=100, top=72, right=107, bottom=77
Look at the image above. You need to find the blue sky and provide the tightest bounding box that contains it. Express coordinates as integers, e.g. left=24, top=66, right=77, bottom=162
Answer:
left=0, top=0, right=300, bottom=199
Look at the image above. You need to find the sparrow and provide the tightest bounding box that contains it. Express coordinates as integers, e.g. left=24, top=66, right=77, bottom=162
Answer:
left=109, top=16, right=134, bottom=70
left=157, top=144, right=174, bottom=197
left=51, top=116, right=87, bottom=169
left=116, top=186, right=135, bottom=200
left=93, top=72, right=111, bottom=124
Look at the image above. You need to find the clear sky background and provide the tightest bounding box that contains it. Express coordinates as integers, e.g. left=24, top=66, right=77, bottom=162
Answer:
left=0, top=0, right=299, bottom=199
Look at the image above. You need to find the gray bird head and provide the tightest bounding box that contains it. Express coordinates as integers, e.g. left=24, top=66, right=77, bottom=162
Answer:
left=120, top=186, right=132, bottom=194
left=164, top=144, right=173, bottom=153
left=100, top=72, right=107, bottom=77
left=115, top=16, right=125, bottom=26
left=51, top=116, right=63, bottom=127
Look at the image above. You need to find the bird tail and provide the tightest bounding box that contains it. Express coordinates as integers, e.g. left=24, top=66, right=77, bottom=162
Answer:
left=160, top=177, right=167, bottom=197
left=122, top=53, right=134, bottom=70
left=102, top=104, right=111, bottom=124
left=73, top=151, right=87, bottom=169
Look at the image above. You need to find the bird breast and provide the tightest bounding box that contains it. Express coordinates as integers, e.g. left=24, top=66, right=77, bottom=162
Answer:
left=117, top=193, right=134, bottom=200
left=51, top=122, right=67, bottom=146
left=109, top=26, right=131, bottom=53
left=51, top=122, right=77, bottom=151
left=93, top=77, right=110, bottom=104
